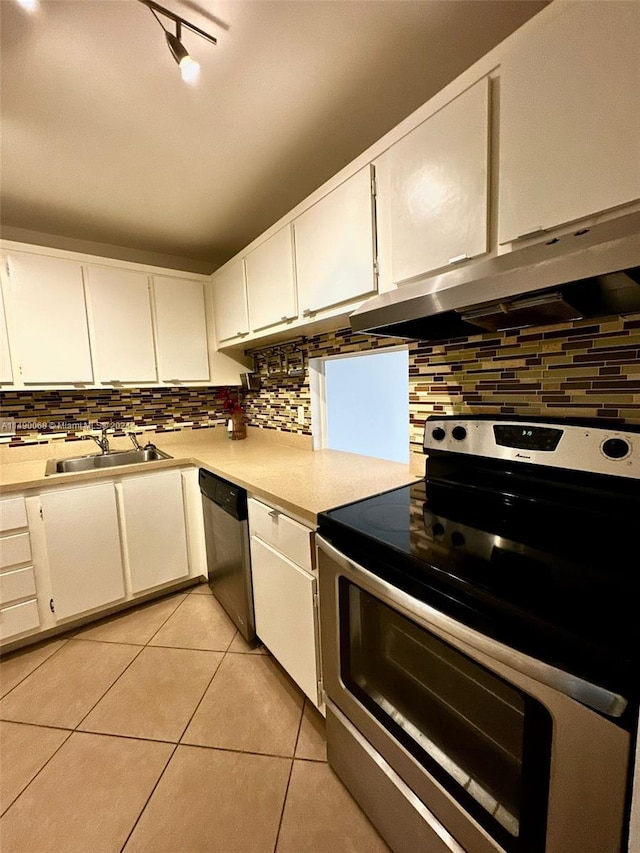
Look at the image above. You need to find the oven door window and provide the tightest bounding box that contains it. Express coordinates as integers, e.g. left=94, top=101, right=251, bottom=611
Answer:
left=340, top=580, right=551, bottom=853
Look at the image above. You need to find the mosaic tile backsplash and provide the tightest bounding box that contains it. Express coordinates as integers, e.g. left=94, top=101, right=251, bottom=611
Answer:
left=1, top=313, right=639, bottom=451
left=242, top=315, right=640, bottom=454
left=0, top=387, right=240, bottom=445
left=408, top=312, right=640, bottom=450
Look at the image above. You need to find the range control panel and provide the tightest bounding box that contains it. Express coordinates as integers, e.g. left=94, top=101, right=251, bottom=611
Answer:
left=423, top=418, right=639, bottom=479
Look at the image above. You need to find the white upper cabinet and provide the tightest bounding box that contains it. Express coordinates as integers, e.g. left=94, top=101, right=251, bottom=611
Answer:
left=85, top=266, right=157, bottom=383
left=498, top=1, right=640, bottom=244
left=293, top=165, right=377, bottom=315
left=4, top=252, right=93, bottom=384
left=0, top=283, right=13, bottom=384
left=211, top=259, right=250, bottom=343
left=245, top=225, right=297, bottom=332
left=375, top=77, right=490, bottom=286
left=153, top=276, right=210, bottom=382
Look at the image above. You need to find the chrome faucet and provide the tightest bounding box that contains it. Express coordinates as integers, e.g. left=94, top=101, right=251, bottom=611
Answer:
left=128, top=431, right=142, bottom=451
left=89, top=422, right=110, bottom=455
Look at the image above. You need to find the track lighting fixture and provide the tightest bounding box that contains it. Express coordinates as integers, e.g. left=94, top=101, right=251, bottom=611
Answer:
left=138, top=0, right=217, bottom=84
left=15, top=0, right=39, bottom=12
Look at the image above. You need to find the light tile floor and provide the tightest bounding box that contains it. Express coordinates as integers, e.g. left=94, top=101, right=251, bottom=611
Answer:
left=0, top=584, right=391, bottom=853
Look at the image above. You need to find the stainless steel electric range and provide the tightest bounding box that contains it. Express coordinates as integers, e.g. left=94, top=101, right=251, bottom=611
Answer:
left=316, top=415, right=640, bottom=853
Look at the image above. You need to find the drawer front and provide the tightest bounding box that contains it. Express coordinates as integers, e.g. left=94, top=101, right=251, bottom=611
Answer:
left=248, top=498, right=313, bottom=571
left=0, top=532, right=32, bottom=569
left=0, top=497, right=28, bottom=532
left=0, top=566, right=37, bottom=605
left=0, top=599, right=40, bottom=641
left=250, top=536, right=319, bottom=705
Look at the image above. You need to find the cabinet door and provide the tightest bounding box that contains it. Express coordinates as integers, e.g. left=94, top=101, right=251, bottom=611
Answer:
left=85, top=266, right=157, bottom=383
left=153, top=276, right=210, bottom=381
left=245, top=225, right=297, bottom=332
left=0, top=282, right=13, bottom=384
left=121, top=470, right=189, bottom=594
left=5, top=253, right=93, bottom=383
left=498, top=1, right=640, bottom=244
left=293, top=166, right=377, bottom=315
left=376, top=77, right=489, bottom=285
left=41, top=483, right=125, bottom=621
left=211, top=259, right=249, bottom=343
left=250, top=535, right=319, bottom=705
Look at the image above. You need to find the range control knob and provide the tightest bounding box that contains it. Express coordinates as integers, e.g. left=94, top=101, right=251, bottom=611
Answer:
left=452, top=426, right=467, bottom=441
left=602, top=438, right=631, bottom=460
left=432, top=523, right=445, bottom=538
left=431, top=427, right=446, bottom=441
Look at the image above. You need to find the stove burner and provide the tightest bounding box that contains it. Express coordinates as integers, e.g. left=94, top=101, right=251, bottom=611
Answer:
left=361, top=504, right=408, bottom=532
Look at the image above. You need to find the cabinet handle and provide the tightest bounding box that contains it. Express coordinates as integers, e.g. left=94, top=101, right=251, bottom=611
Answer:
left=236, top=331, right=248, bottom=337
left=513, top=227, right=546, bottom=242
left=268, top=509, right=280, bottom=519
left=301, top=309, right=313, bottom=317
left=281, top=316, right=290, bottom=321
left=448, top=253, right=469, bottom=265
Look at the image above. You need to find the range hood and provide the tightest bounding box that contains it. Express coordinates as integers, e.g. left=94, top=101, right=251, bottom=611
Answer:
left=350, top=211, right=640, bottom=341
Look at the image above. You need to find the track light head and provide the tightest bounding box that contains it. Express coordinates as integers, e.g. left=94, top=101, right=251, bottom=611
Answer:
left=139, top=0, right=215, bottom=84
left=165, top=30, right=200, bottom=84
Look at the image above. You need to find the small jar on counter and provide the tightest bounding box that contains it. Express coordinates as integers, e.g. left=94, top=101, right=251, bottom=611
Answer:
left=227, top=411, right=246, bottom=440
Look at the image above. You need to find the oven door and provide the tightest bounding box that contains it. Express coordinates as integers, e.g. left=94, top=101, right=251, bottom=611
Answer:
left=317, top=536, right=630, bottom=853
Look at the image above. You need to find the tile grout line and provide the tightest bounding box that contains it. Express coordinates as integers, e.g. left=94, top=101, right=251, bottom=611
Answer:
left=174, top=639, right=232, bottom=744
left=0, top=638, right=70, bottom=701
left=0, top=719, right=316, bottom=761
left=142, top=591, right=193, bottom=646
left=272, top=698, right=307, bottom=852
left=174, top=627, right=250, bottom=746
left=71, top=643, right=148, bottom=732
left=118, top=596, right=234, bottom=852
left=1, top=587, right=325, bottom=850
left=273, top=757, right=295, bottom=853
left=63, top=591, right=194, bottom=732
left=118, top=742, right=180, bottom=853
left=0, top=725, right=74, bottom=818
left=0, top=588, right=188, bottom=702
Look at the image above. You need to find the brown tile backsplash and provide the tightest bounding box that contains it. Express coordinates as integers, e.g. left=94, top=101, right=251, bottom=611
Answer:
left=0, top=387, right=241, bottom=446
left=243, top=315, right=640, bottom=454
left=2, top=313, right=639, bottom=451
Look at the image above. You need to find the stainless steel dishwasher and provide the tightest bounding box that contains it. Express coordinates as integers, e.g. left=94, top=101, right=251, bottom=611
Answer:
left=199, top=469, right=256, bottom=644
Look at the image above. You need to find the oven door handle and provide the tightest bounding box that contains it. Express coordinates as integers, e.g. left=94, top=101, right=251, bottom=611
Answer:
left=317, top=536, right=628, bottom=719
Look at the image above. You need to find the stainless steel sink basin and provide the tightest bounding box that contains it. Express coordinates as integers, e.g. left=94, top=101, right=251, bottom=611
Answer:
left=45, top=447, right=172, bottom=475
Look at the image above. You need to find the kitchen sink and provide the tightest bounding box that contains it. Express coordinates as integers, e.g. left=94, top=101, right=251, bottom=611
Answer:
left=45, top=446, right=172, bottom=476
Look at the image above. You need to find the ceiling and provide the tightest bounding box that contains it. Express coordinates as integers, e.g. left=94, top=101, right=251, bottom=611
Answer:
left=0, top=0, right=548, bottom=274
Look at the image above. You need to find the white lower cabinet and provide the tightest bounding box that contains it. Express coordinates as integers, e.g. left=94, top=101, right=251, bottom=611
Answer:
left=0, top=466, right=205, bottom=648
left=120, top=470, right=189, bottom=594
left=41, top=482, right=125, bottom=621
left=248, top=497, right=322, bottom=709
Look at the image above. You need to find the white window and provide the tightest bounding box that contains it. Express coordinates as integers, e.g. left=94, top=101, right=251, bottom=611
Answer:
left=310, top=346, right=409, bottom=463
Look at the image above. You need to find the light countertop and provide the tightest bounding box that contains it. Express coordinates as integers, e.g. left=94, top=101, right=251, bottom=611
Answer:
left=0, top=427, right=422, bottom=525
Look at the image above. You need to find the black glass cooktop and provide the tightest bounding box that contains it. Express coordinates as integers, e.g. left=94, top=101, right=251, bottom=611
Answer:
left=317, top=473, right=640, bottom=708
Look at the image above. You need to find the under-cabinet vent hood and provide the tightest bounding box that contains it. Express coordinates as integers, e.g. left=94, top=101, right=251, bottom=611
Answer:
left=350, top=212, right=640, bottom=341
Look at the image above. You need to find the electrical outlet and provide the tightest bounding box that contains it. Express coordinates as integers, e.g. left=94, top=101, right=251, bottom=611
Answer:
left=297, top=406, right=305, bottom=425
